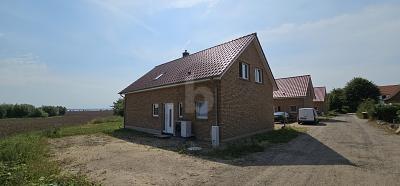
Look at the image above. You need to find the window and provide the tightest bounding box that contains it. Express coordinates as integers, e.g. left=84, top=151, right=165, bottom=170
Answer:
left=239, top=62, right=249, bottom=80
left=290, top=106, right=297, bottom=113
left=178, top=102, right=183, bottom=118
left=196, top=101, right=208, bottom=119
left=277, top=106, right=281, bottom=112
left=255, top=68, right=263, bottom=83
left=154, top=73, right=163, bottom=80
left=152, top=104, right=159, bottom=117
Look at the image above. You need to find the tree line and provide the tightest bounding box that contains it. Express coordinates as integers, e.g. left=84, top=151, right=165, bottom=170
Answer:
left=328, top=77, right=400, bottom=122
left=0, top=104, right=67, bottom=119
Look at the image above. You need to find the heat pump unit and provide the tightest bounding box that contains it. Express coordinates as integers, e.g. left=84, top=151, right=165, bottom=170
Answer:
left=180, top=121, right=192, bottom=137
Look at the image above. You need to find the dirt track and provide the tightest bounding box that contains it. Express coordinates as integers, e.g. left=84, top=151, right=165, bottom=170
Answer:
left=50, top=114, right=400, bottom=185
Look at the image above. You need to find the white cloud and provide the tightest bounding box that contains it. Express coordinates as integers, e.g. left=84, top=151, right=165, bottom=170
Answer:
left=259, top=3, right=400, bottom=90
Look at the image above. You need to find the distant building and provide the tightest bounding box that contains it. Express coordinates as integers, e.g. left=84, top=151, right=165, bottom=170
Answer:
left=273, top=75, right=315, bottom=117
left=378, top=84, right=400, bottom=104
left=313, top=87, right=327, bottom=114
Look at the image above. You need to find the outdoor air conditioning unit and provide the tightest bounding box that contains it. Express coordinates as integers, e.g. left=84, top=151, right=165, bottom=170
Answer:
left=180, top=121, right=192, bottom=138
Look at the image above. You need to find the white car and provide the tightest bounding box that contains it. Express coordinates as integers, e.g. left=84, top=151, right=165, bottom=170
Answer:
left=298, top=108, right=319, bottom=124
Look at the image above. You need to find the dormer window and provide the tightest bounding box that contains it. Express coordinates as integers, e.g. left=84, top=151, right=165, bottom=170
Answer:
left=154, top=73, right=163, bottom=80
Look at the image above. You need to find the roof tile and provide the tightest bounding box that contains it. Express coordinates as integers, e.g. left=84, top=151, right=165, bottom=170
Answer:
left=273, top=75, right=311, bottom=98
left=120, top=33, right=256, bottom=94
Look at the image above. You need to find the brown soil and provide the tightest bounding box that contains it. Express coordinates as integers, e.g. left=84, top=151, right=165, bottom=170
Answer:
left=50, top=115, right=400, bottom=186
left=0, top=111, right=113, bottom=138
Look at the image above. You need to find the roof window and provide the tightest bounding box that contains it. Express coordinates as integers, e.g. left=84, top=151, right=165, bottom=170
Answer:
left=154, top=73, right=163, bottom=80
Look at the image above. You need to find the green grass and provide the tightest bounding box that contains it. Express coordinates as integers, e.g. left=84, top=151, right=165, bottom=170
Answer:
left=206, top=127, right=306, bottom=159
left=0, top=116, right=123, bottom=185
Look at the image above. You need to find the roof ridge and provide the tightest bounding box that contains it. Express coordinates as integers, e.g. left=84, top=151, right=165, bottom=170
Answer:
left=275, top=74, right=311, bottom=80
left=379, top=84, right=400, bottom=87
left=155, top=33, right=256, bottom=67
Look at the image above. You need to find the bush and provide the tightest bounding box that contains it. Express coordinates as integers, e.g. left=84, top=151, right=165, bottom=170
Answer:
left=357, top=99, right=376, bottom=119
left=2, top=104, right=15, bottom=118
left=12, top=104, right=35, bottom=118
left=112, top=98, right=124, bottom=117
left=29, top=108, right=49, bottom=118
left=375, top=104, right=400, bottom=123
left=40, top=106, right=59, bottom=117
left=57, top=106, right=67, bottom=115
left=0, top=106, right=6, bottom=119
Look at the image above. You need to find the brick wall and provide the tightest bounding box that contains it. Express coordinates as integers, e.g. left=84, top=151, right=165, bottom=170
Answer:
left=219, top=41, right=274, bottom=141
left=124, top=81, right=217, bottom=140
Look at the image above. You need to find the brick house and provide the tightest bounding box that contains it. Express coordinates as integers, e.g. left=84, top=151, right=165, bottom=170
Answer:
left=313, top=87, right=327, bottom=114
left=119, top=33, right=277, bottom=142
left=378, top=84, right=400, bottom=104
left=273, top=75, right=315, bottom=117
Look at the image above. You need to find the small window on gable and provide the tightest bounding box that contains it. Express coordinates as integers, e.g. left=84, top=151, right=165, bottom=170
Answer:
left=239, top=62, right=249, bottom=80
left=154, top=73, right=163, bottom=80
left=178, top=102, right=183, bottom=118
left=255, top=68, right=263, bottom=83
left=196, top=101, right=208, bottom=119
left=152, top=104, right=159, bottom=117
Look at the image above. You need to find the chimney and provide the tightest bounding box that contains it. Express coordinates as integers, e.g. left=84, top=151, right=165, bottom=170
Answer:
left=182, top=50, right=189, bottom=57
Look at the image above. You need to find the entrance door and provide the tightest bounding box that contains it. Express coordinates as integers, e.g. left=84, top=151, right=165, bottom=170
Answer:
left=164, top=103, right=174, bottom=134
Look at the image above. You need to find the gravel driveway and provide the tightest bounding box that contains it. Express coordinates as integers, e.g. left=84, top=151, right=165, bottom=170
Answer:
left=50, top=114, right=400, bottom=185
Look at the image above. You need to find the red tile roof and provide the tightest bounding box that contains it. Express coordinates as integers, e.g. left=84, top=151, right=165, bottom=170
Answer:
left=273, top=75, right=312, bottom=98
left=378, top=84, right=400, bottom=100
left=313, top=87, right=326, bottom=102
left=120, top=33, right=274, bottom=94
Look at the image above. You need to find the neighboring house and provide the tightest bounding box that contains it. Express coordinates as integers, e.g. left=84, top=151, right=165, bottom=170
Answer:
left=378, top=84, right=400, bottom=104
left=119, top=33, right=278, bottom=142
left=273, top=75, right=315, bottom=117
left=313, top=87, right=327, bottom=114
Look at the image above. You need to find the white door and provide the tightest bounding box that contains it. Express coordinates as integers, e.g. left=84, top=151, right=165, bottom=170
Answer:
left=164, top=103, right=174, bottom=134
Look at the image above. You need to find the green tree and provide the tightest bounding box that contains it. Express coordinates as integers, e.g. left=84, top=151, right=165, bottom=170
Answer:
left=344, top=77, right=380, bottom=112
left=112, top=98, right=124, bottom=117
left=41, top=106, right=59, bottom=117
left=328, top=88, right=346, bottom=111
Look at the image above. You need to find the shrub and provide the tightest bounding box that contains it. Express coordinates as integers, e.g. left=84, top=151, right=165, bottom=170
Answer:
left=0, top=106, right=6, bottom=119
left=40, top=106, right=59, bottom=117
left=57, top=106, right=67, bottom=115
left=12, top=104, right=35, bottom=118
left=112, top=98, right=124, bottom=117
left=1, top=104, right=14, bottom=118
left=29, top=108, right=49, bottom=118
left=375, top=104, right=400, bottom=123
left=357, top=99, right=376, bottom=119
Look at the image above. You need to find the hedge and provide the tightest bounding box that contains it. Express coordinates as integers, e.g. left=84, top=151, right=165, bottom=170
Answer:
left=0, top=104, right=67, bottom=119
left=357, top=101, right=400, bottom=123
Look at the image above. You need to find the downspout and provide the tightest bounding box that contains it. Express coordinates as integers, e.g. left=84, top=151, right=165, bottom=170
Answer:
left=213, top=78, right=219, bottom=126
left=120, top=94, right=126, bottom=129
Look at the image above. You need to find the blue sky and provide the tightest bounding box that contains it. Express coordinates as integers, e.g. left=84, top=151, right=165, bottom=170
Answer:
left=1, top=0, right=399, bottom=108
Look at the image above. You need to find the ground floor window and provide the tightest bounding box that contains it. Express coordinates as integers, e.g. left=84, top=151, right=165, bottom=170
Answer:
left=152, top=104, right=159, bottom=117
left=178, top=102, right=183, bottom=118
left=196, top=101, right=208, bottom=119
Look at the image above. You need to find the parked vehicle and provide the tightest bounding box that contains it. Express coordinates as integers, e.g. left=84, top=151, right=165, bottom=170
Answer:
left=298, top=108, right=319, bottom=124
left=274, top=112, right=289, bottom=123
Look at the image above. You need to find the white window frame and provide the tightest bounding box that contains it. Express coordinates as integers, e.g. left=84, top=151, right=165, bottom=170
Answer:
left=240, top=62, right=249, bottom=80
left=152, top=104, right=159, bottom=117
left=255, top=68, right=263, bottom=83
left=178, top=102, right=183, bottom=118
left=195, top=101, right=208, bottom=119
